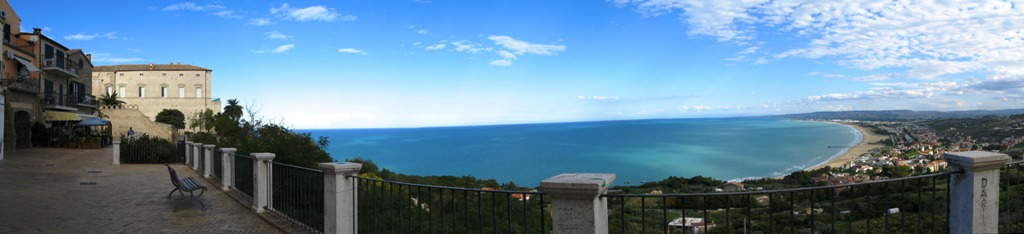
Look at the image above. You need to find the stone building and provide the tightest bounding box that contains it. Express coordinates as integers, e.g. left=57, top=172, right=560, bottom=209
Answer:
left=1, top=0, right=42, bottom=150
left=92, top=63, right=221, bottom=122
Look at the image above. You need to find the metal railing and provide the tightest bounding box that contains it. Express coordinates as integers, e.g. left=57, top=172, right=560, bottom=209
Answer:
left=603, top=172, right=956, bottom=234
left=2, top=74, right=39, bottom=94
left=1000, top=160, right=1024, bottom=233
left=352, top=176, right=549, bottom=233
left=269, top=162, right=325, bottom=233
left=71, top=94, right=96, bottom=106
left=42, top=93, right=69, bottom=107
left=198, top=147, right=206, bottom=173
left=234, top=154, right=255, bottom=200
left=177, top=141, right=187, bottom=163
left=42, top=57, right=80, bottom=75
left=212, top=149, right=223, bottom=183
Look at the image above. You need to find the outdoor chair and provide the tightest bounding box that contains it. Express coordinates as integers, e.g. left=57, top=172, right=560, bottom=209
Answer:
left=165, top=164, right=207, bottom=211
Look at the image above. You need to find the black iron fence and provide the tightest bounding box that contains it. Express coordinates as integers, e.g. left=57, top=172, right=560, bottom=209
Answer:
left=198, top=147, right=206, bottom=173
left=212, top=149, right=223, bottom=183
left=603, top=172, right=956, bottom=234
left=120, top=136, right=179, bottom=164
left=234, top=154, right=255, bottom=200
left=177, top=141, right=187, bottom=163
left=1001, top=160, right=1024, bottom=233
left=352, top=176, right=549, bottom=233
left=269, top=162, right=325, bottom=233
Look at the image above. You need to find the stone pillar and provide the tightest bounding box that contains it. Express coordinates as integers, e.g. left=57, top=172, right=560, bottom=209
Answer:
left=203, top=144, right=215, bottom=178
left=945, top=151, right=1011, bottom=234
left=252, top=152, right=276, bottom=213
left=184, top=141, right=193, bottom=165
left=538, top=173, right=615, bottom=234
left=112, top=140, right=121, bottom=165
left=220, top=148, right=236, bottom=191
left=320, top=162, right=363, bottom=234
left=191, top=143, right=202, bottom=170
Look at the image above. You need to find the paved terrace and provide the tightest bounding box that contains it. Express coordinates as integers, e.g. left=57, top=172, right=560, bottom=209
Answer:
left=0, top=147, right=282, bottom=233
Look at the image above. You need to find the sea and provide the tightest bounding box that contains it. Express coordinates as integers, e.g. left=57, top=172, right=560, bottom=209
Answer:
left=302, top=117, right=860, bottom=187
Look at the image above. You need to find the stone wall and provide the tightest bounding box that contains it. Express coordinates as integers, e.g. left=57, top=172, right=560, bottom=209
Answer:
left=102, top=107, right=174, bottom=141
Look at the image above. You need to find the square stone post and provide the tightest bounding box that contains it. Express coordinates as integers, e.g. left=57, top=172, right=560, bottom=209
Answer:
left=184, top=141, right=192, bottom=165
left=203, top=144, right=216, bottom=178
left=320, top=162, right=363, bottom=234
left=252, top=152, right=276, bottom=213
left=220, top=148, right=236, bottom=191
left=944, top=151, right=1011, bottom=234
left=112, top=140, right=121, bottom=165
left=191, top=143, right=203, bottom=170
left=538, top=173, right=615, bottom=234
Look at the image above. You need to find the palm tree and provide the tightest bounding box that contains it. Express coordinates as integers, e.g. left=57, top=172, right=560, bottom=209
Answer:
left=223, top=99, right=243, bottom=121
left=99, top=92, right=126, bottom=108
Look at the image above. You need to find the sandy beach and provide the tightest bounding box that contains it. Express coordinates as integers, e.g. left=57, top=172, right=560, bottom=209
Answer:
left=807, top=122, right=888, bottom=171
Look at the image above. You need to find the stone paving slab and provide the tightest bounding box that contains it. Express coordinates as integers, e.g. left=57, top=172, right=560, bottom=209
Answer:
left=0, top=147, right=282, bottom=233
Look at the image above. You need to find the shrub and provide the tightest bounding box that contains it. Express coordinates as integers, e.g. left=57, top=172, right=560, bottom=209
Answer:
left=120, top=135, right=179, bottom=163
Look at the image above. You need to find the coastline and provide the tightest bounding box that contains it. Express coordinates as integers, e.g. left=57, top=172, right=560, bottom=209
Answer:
left=807, top=122, right=887, bottom=171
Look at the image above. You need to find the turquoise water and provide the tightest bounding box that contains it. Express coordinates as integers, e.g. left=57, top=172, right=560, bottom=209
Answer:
left=302, top=117, right=859, bottom=187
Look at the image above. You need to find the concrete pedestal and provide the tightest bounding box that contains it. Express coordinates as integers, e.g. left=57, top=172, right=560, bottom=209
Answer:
left=320, top=162, right=362, bottom=234
left=252, top=152, right=275, bottom=213
left=945, top=151, right=1011, bottom=233
left=538, top=173, right=615, bottom=234
left=220, top=148, right=236, bottom=191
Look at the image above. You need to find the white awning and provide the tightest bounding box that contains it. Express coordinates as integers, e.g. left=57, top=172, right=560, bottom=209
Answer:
left=14, top=56, right=41, bottom=72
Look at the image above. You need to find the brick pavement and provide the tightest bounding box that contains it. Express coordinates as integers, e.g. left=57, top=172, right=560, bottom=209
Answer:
left=0, top=147, right=282, bottom=233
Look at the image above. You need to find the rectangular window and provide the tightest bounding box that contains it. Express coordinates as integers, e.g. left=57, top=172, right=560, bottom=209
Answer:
left=179, top=87, right=185, bottom=98
left=118, top=87, right=125, bottom=97
left=139, top=87, right=145, bottom=97
left=106, top=87, right=113, bottom=96
left=161, top=87, right=167, bottom=98
left=195, top=87, right=202, bottom=98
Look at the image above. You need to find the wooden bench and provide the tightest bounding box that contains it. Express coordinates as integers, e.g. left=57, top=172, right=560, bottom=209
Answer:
left=165, top=164, right=207, bottom=211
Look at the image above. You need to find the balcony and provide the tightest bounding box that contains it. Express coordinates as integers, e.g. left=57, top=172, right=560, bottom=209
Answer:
left=41, top=93, right=77, bottom=111
left=2, top=74, right=40, bottom=94
left=40, top=57, right=79, bottom=78
left=71, top=94, right=97, bottom=108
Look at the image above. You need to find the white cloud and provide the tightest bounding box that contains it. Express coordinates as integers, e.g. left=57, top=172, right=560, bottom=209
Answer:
left=270, top=3, right=354, bottom=22
left=338, top=48, right=367, bottom=55
left=266, top=31, right=293, bottom=40
left=212, top=10, right=242, bottom=19
left=803, top=88, right=932, bottom=102
left=90, top=53, right=145, bottom=63
left=489, top=60, right=512, bottom=66
left=417, top=29, right=429, bottom=35
left=249, top=18, right=274, bottom=26
left=488, top=36, right=565, bottom=56
left=497, top=50, right=517, bottom=60
left=255, top=44, right=295, bottom=54
left=273, top=44, right=294, bottom=53
left=578, top=96, right=621, bottom=101
left=482, top=36, right=566, bottom=66
left=805, top=72, right=845, bottom=79
left=451, top=40, right=489, bottom=53
left=162, top=2, right=224, bottom=11
left=425, top=43, right=446, bottom=50
left=615, top=0, right=1024, bottom=103
left=64, top=32, right=118, bottom=41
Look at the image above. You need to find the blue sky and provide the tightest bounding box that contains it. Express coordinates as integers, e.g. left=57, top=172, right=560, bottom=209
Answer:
left=11, top=1, right=1024, bottom=128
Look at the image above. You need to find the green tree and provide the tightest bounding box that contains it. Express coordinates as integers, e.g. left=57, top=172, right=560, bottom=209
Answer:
left=223, top=99, right=243, bottom=121
left=99, top=92, right=126, bottom=107
left=188, top=109, right=216, bottom=132
left=155, top=109, right=185, bottom=129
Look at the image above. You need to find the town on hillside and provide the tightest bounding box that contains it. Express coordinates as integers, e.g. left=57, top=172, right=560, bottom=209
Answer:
left=0, top=1, right=218, bottom=159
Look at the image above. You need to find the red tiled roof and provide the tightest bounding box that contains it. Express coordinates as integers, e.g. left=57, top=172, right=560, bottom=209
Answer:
left=93, top=64, right=211, bottom=72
